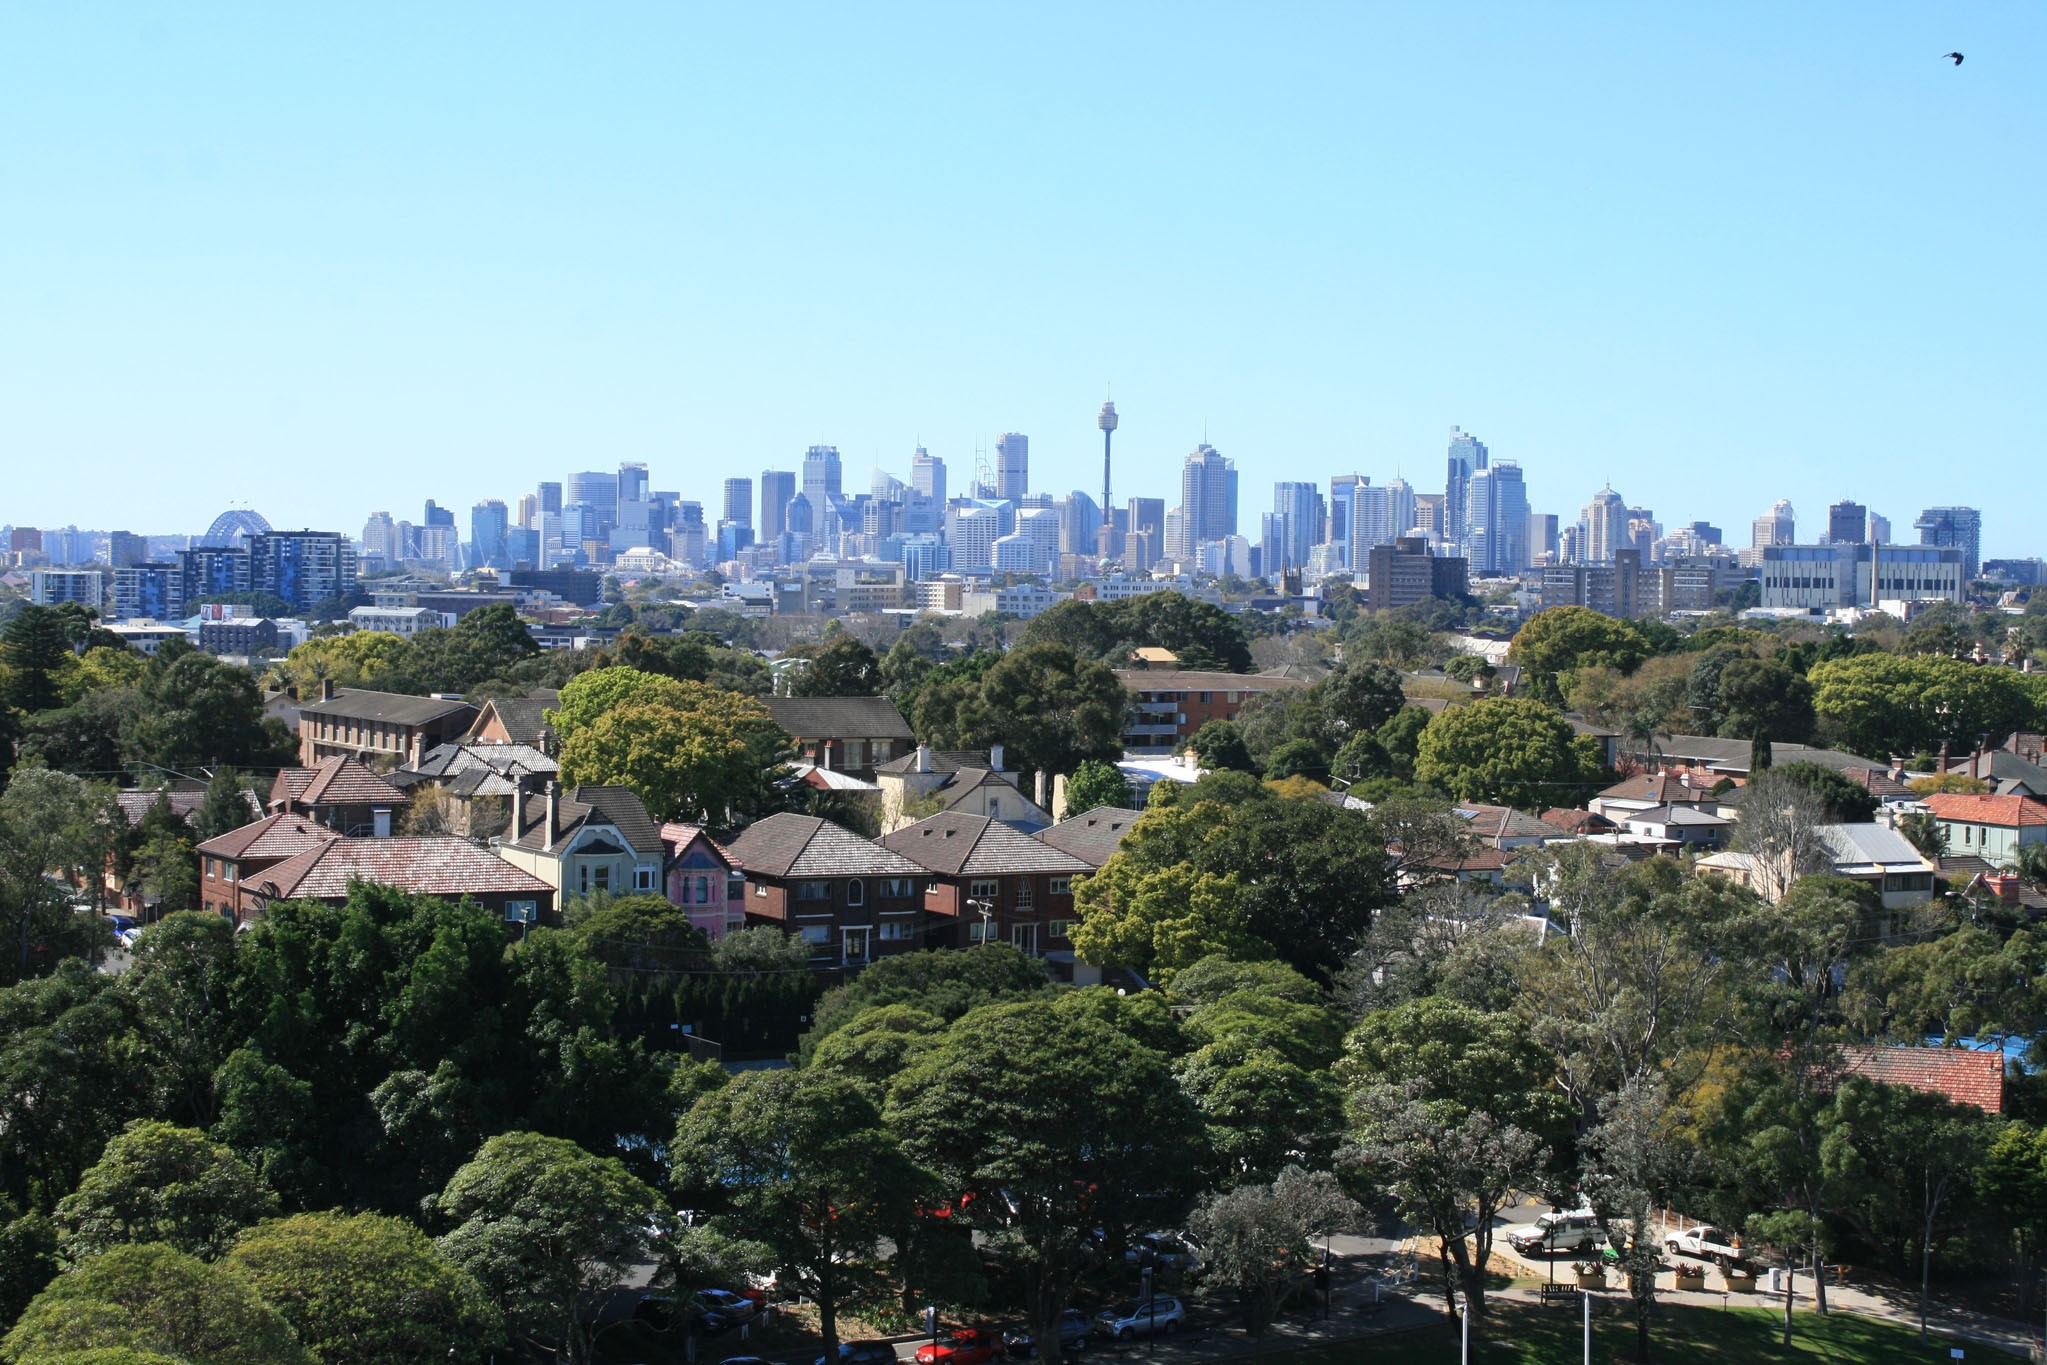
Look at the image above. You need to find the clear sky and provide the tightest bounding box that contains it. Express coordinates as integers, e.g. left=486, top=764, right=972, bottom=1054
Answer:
left=2, top=3, right=2041, bottom=555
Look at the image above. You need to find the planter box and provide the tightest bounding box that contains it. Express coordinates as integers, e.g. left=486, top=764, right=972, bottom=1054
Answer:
left=1574, top=1270, right=1608, bottom=1288
left=1722, top=1271, right=1757, bottom=1292
left=1673, top=1271, right=1706, bottom=1291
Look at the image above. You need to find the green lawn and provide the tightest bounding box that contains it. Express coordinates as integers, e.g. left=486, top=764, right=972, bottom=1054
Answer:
left=1289, top=1302, right=2023, bottom=1364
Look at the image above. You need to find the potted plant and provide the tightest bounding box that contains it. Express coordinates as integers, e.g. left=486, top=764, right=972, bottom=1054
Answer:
left=1571, top=1260, right=1607, bottom=1288
left=1721, top=1260, right=1757, bottom=1291
left=1672, top=1263, right=1706, bottom=1291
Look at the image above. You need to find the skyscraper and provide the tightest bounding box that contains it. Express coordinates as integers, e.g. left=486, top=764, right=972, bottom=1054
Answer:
left=1751, top=500, right=1796, bottom=549
left=996, top=432, right=1030, bottom=500
left=424, top=499, right=455, bottom=529
left=1581, top=486, right=1628, bottom=563
left=618, top=462, right=650, bottom=506
left=1351, top=479, right=1416, bottom=564
left=1915, top=506, right=1982, bottom=578
left=537, top=482, right=563, bottom=516
left=567, top=472, right=620, bottom=532
left=1868, top=512, right=1891, bottom=544
left=1180, top=443, right=1236, bottom=545
left=1466, top=461, right=1529, bottom=575
left=802, top=446, right=843, bottom=513
left=1328, top=475, right=1361, bottom=561
left=470, top=500, right=509, bottom=570
left=1827, top=500, right=1867, bottom=544
left=911, top=447, right=946, bottom=507
left=759, top=470, right=796, bottom=544
left=1269, top=482, right=1324, bottom=572
left=1444, top=426, right=1489, bottom=549
left=361, top=512, right=399, bottom=565
left=722, top=478, right=753, bottom=527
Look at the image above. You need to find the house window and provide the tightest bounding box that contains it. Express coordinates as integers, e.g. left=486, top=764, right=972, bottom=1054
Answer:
left=1049, top=920, right=1075, bottom=940
left=1014, top=880, right=1034, bottom=910
left=796, top=881, right=833, bottom=901
left=967, top=919, right=995, bottom=943
left=799, top=926, right=831, bottom=946
left=1049, top=877, right=1072, bottom=897
left=635, top=866, right=655, bottom=891
left=846, top=880, right=865, bottom=907
left=589, top=866, right=610, bottom=893
left=729, top=878, right=746, bottom=901
left=969, top=879, right=999, bottom=900
left=878, top=878, right=913, bottom=898
left=504, top=900, right=537, bottom=923
left=879, top=921, right=914, bottom=941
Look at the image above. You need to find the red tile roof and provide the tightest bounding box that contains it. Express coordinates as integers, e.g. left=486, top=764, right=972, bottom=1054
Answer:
left=249, top=837, right=554, bottom=902
left=196, top=812, right=343, bottom=861
left=289, top=755, right=407, bottom=807
left=1838, top=1045, right=2006, bottom=1114
left=1923, top=793, right=2047, bottom=828
left=1538, top=808, right=1616, bottom=834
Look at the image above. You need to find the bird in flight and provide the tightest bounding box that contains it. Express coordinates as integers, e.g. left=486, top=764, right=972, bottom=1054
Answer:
left=1942, top=52, right=1964, bottom=65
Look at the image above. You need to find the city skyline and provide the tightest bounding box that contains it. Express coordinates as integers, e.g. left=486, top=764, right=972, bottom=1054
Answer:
left=3, top=6, right=2041, bottom=555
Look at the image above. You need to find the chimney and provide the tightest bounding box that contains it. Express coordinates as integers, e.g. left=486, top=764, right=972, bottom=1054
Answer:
left=916, top=743, right=932, bottom=774
left=320, top=678, right=335, bottom=702
left=821, top=740, right=833, bottom=772
left=512, top=778, right=525, bottom=838
left=990, top=743, right=1005, bottom=773
left=1939, top=740, right=1951, bottom=774
left=372, top=806, right=392, bottom=839
left=545, top=780, right=560, bottom=852
left=1035, top=769, right=1048, bottom=810
left=1988, top=872, right=2022, bottom=905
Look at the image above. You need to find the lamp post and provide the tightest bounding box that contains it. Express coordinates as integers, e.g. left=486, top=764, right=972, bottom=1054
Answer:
left=967, top=896, right=995, bottom=947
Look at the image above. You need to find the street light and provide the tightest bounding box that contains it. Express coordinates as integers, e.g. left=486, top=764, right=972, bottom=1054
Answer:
left=966, top=896, right=995, bottom=947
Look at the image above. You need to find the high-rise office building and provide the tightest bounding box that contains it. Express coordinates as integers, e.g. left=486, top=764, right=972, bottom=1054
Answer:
left=911, top=447, right=946, bottom=507
left=1868, top=512, right=1892, bottom=544
left=567, top=472, right=620, bottom=531
left=1444, top=426, right=1489, bottom=548
left=1466, top=461, right=1529, bottom=575
left=1915, top=506, right=1983, bottom=578
left=1180, top=444, right=1236, bottom=545
left=1751, top=500, right=1796, bottom=549
left=537, top=482, right=563, bottom=516
left=515, top=494, right=538, bottom=529
left=996, top=433, right=1029, bottom=500
left=470, top=500, right=509, bottom=570
left=1529, top=513, right=1560, bottom=564
left=424, top=499, right=455, bottom=529
left=760, top=470, right=796, bottom=543
left=1828, top=500, right=1867, bottom=545
left=618, top=462, right=650, bottom=506
left=1581, top=486, right=1629, bottom=563
left=1351, top=479, right=1417, bottom=563
left=1269, top=482, right=1324, bottom=571
left=802, top=446, right=843, bottom=513
left=1328, top=475, right=1361, bottom=561
left=361, top=513, right=399, bottom=565
left=722, top=478, right=753, bottom=527
left=1059, top=492, right=1101, bottom=556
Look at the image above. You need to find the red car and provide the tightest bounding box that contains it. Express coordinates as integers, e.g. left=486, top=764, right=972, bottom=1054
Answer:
left=915, top=1328, right=1005, bottom=1365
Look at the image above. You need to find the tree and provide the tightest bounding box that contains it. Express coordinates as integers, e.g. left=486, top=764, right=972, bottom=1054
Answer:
left=1188, top=1167, right=1358, bottom=1342
left=1317, top=662, right=1406, bottom=736
left=1413, top=697, right=1605, bottom=807
left=1507, top=607, right=1651, bottom=704
left=0, top=767, right=119, bottom=980
left=1807, top=653, right=2037, bottom=759
left=1071, top=861, right=1259, bottom=984
left=1718, top=655, right=1818, bottom=750
left=789, top=635, right=882, bottom=697
left=54, top=1120, right=278, bottom=1262
left=886, top=992, right=1206, bottom=1365
left=191, top=768, right=254, bottom=842
left=674, top=1069, right=918, bottom=1353
left=1262, top=739, right=1326, bottom=782
left=0, top=964, right=152, bottom=1209
left=0, top=605, right=80, bottom=718
left=1062, top=759, right=1133, bottom=813
left=223, top=1211, right=502, bottom=1365
left=551, top=670, right=791, bottom=826
left=132, top=652, right=292, bottom=774
left=1375, top=704, right=1432, bottom=780
left=1731, top=768, right=1842, bottom=902
left=802, top=943, right=1051, bottom=1057
left=1, top=1242, right=314, bottom=1365
left=1900, top=809, right=1948, bottom=861
left=806, top=1004, right=946, bottom=1089
left=1767, top=760, right=1879, bottom=823
left=1185, top=720, right=1254, bottom=772
left=1745, top=1210, right=1825, bottom=1349
left=435, top=1131, right=663, bottom=1365
left=917, top=644, right=1127, bottom=794
left=1341, top=997, right=1570, bottom=1334
left=114, top=912, right=239, bottom=1128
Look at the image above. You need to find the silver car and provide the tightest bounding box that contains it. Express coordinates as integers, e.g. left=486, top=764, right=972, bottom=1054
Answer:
left=1092, top=1298, right=1184, bottom=1340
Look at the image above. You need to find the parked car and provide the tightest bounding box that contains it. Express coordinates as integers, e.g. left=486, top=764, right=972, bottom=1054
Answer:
left=1123, top=1233, right=1203, bottom=1274
left=1004, top=1310, right=1089, bottom=1356
left=693, top=1288, right=760, bottom=1323
left=914, top=1327, right=1005, bottom=1365
left=633, top=1293, right=745, bottom=1336
left=1664, top=1225, right=1747, bottom=1268
left=721, top=1357, right=777, bottom=1365
left=1504, top=1209, right=1605, bottom=1256
left=105, top=914, right=137, bottom=932
left=819, top=1340, right=900, bottom=1365
left=1092, top=1298, right=1184, bottom=1340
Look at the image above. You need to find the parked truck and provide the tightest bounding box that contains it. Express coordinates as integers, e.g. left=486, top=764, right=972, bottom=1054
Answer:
left=1664, top=1224, right=1746, bottom=1268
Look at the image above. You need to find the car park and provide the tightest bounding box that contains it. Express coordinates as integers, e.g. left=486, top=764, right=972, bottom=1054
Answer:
left=1004, top=1309, right=1089, bottom=1356
left=1092, top=1298, right=1184, bottom=1340
left=914, top=1327, right=1005, bottom=1365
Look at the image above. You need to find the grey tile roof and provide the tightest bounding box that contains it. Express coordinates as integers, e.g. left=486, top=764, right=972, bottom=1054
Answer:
left=723, top=813, right=928, bottom=879
left=507, top=785, right=663, bottom=857
left=467, top=692, right=560, bottom=747
left=1034, top=806, right=1141, bottom=868
left=762, top=695, right=913, bottom=741
left=298, top=688, right=478, bottom=727
left=1625, top=734, right=1883, bottom=774
left=884, top=812, right=1093, bottom=878
left=875, top=748, right=993, bottom=775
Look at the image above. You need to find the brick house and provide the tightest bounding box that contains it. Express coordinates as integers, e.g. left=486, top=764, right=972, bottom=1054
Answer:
left=465, top=690, right=560, bottom=752
left=882, top=811, right=1093, bottom=960
left=267, top=755, right=407, bottom=836
left=239, top=836, right=556, bottom=926
left=196, top=813, right=344, bottom=920
left=1837, top=1044, right=2006, bottom=1114
left=761, top=695, right=916, bottom=781
left=721, top=813, right=932, bottom=969
left=493, top=783, right=666, bottom=903
left=1114, top=668, right=1310, bottom=754
left=662, top=823, right=747, bottom=941
left=1034, top=805, right=1141, bottom=870
left=295, top=682, right=478, bottom=767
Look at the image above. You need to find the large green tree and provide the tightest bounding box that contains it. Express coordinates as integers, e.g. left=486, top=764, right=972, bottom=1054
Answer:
left=886, top=992, right=1206, bottom=1365
left=54, top=1120, right=278, bottom=1262
left=915, top=644, right=1127, bottom=794
left=1507, top=607, right=1652, bottom=704
left=2, top=1242, right=314, bottom=1365
left=435, top=1131, right=663, bottom=1365
left=1413, top=696, right=1605, bottom=807
left=1808, top=652, right=2040, bottom=759
left=1188, top=1167, right=1357, bottom=1340
left=224, top=1211, right=502, bottom=1365
left=788, top=634, right=882, bottom=697
left=550, top=668, right=791, bottom=825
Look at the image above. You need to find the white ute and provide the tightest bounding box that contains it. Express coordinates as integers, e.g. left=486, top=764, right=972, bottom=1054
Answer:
left=1664, top=1224, right=1746, bottom=1267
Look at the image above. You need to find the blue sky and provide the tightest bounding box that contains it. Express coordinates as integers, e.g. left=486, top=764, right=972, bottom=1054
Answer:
left=2, top=3, right=2041, bottom=555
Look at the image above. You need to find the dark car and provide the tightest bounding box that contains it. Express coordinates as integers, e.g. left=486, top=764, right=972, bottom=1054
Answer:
left=1004, top=1311, right=1089, bottom=1356
left=914, top=1327, right=1005, bottom=1365
left=819, top=1343, right=900, bottom=1365
left=634, top=1294, right=743, bottom=1336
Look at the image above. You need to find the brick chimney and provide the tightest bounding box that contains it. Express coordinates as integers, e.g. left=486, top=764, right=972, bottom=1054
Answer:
left=545, top=780, right=560, bottom=852
left=1986, top=872, right=2022, bottom=905
left=320, top=678, right=335, bottom=702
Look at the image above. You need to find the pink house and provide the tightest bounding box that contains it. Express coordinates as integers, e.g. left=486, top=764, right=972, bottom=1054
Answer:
left=662, top=823, right=746, bottom=940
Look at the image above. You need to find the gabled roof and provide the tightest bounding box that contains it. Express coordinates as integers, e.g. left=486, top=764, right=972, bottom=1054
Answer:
left=1816, top=822, right=1935, bottom=874
left=1628, top=734, right=1883, bottom=776
left=1035, top=806, right=1141, bottom=868
left=410, top=740, right=558, bottom=780
left=1538, top=808, right=1615, bottom=834
left=1838, top=1045, right=2005, bottom=1114
left=723, top=813, right=928, bottom=880
left=250, top=837, right=554, bottom=902
left=660, top=823, right=738, bottom=870
left=196, top=812, right=343, bottom=861
left=272, top=755, right=406, bottom=809
left=761, top=695, right=913, bottom=741
left=1625, top=804, right=1732, bottom=827
left=115, top=787, right=260, bottom=829
left=929, top=768, right=1041, bottom=817
left=297, top=688, right=478, bottom=727
left=1923, top=793, right=2047, bottom=828
left=1454, top=803, right=1566, bottom=844
left=876, top=748, right=994, bottom=775
left=883, top=812, right=1093, bottom=879
left=468, top=692, right=560, bottom=748
left=1595, top=772, right=1720, bottom=804
left=507, top=785, right=663, bottom=857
